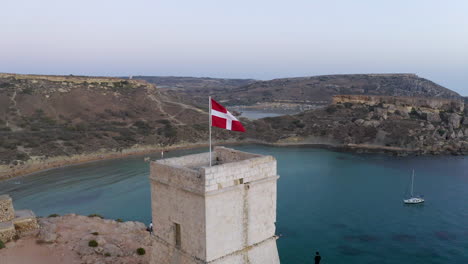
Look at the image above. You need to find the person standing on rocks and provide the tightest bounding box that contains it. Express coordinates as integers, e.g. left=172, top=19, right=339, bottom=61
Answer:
left=149, top=221, right=153, bottom=235
left=314, top=251, right=321, bottom=264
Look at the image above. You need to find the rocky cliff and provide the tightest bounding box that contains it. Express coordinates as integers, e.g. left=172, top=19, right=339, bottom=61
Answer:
left=245, top=95, right=468, bottom=155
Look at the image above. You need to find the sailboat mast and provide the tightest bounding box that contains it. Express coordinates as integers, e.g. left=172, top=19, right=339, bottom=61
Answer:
left=411, top=170, right=414, bottom=197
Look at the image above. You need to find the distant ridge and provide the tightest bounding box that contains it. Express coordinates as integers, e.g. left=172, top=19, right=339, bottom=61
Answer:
left=130, top=74, right=462, bottom=107
left=217, top=73, right=462, bottom=105
left=130, top=76, right=255, bottom=106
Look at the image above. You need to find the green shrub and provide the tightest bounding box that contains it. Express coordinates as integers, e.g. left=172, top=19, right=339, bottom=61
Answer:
left=156, top=119, right=170, bottom=125
left=88, top=240, right=98, bottom=247
left=16, top=152, right=29, bottom=161
left=409, top=107, right=421, bottom=119
left=158, top=124, right=177, bottom=138
left=0, top=240, right=5, bottom=249
left=116, top=218, right=124, bottom=223
left=325, top=105, right=337, bottom=114
left=105, top=253, right=111, bottom=257
left=192, top=123, right=208, bottom=131
left=88, top=214, right=103, bottom=219
left=438, top=129, right=446, bottom=136
left=136, top=247, right=146, bottom=255
left=292, top=120, right=305, bottom=128
left=91, top=232, right=99, bottom=236
left=48, top=214, right=60, bottom=218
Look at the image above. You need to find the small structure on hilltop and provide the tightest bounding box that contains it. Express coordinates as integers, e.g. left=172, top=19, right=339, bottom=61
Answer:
left=149, top=146, right=280, bottom=264
left=0, top=194, right=38, bottom=243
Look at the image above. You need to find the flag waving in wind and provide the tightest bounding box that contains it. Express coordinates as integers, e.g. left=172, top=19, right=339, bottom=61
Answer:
left=210, top=98, right=246, bottom=132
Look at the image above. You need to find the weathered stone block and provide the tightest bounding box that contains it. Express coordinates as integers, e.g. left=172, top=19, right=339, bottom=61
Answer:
left=0, top=194, right=15, bottom=222
left=426, top=112, right=441, bottom=123
left=462, top=117, right=468, bottom=126
left=448, top=113, right=462, bottom=129
left=13, top=209, right=39, bottom=236
left=0, top=221, right=16, bottom=242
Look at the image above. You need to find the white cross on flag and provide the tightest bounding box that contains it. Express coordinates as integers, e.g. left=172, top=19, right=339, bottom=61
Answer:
left=210, top=98, right=246, bottom=132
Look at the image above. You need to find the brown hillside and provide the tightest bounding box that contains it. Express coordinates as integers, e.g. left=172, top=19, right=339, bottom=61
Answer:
left=0, top=73, right=209, bottom=167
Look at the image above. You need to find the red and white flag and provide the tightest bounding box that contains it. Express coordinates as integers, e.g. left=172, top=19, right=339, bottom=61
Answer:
left=210, top=98, right=246, bottom=132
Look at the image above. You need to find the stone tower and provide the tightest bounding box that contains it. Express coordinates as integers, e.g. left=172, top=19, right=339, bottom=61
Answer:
left=149, top=146, right=280, bottom=264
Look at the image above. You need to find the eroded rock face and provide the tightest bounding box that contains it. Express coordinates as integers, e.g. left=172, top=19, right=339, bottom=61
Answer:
left=36, top=215, right=151, bottom=264
left=448, top=113, right=462, bottom=129
left=462, top=116, right=468, bottom=126
left=250, top=95, right=468, bottom=155
left=426, top=112, right=441, bottom=123
left=38, top=222, right=57, bottom=243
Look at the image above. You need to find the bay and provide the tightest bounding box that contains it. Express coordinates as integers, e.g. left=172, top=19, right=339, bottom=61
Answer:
left=0, top=144, right=467, bottom=263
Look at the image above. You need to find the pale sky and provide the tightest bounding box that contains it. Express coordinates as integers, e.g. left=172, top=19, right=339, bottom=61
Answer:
left=1, top=0, right=467, bottom=95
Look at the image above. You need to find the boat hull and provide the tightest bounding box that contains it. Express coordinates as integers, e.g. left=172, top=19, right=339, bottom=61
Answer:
left=403, top=198, right=425, bottom=204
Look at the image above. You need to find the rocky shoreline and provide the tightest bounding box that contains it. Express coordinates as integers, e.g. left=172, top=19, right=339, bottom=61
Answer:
left=3, top=136, right=465, bottom=183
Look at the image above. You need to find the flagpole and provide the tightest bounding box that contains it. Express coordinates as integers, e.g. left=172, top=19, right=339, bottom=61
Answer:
left=209, top=96, right=212, bottom=167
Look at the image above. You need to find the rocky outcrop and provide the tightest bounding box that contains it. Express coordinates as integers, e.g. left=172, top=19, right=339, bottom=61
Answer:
left=245, top=95, right=468, bottom=155
left=37, top=214, right=151, bottom=264
left=0, top=214, right=151, bottom=264
left=333, top=95, right=464, bottom=112
left=446, top=113, right=462, bottom=129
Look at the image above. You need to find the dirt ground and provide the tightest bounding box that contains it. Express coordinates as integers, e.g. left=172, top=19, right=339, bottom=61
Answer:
left=0, top=238, right=81, bottom=264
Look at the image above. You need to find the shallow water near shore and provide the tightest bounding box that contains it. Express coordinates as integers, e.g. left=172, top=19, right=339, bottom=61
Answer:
left=1, top=144, right=467, bottom=263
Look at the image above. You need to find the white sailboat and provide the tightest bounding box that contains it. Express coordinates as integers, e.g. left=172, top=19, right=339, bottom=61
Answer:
left=403, top=170, right=424, bottom=204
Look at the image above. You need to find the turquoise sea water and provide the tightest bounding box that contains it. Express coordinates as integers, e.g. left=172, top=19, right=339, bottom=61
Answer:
left=0, top=145, right=467, bottom=263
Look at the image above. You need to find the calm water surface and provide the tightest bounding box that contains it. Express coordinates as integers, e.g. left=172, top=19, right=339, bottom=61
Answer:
left=1, top=145, right=467, bottom=264
left=233, top=108, right=299, bottom=119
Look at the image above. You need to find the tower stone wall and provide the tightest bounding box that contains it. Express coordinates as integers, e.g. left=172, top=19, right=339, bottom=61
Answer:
left=0, top=194, right=38, bottom=242
left=0, top=195, right=15, bottom=222
left=149, top=146, right=280, bottom=264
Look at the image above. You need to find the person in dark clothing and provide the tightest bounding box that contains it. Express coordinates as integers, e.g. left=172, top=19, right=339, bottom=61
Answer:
left=147, top=221, right=153, bottom=235
left=314, top=251, right=321, bottom=264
